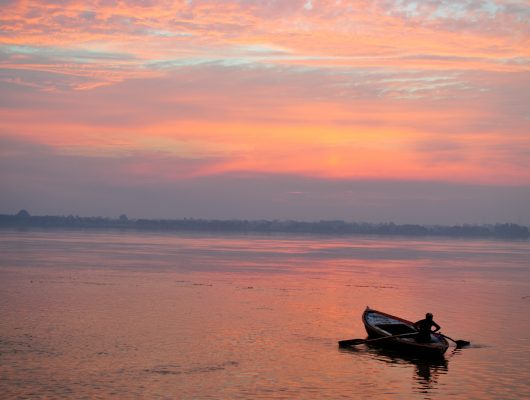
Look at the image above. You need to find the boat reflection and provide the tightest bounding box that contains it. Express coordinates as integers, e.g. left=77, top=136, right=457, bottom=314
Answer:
left=341, top=344, right=452, bottom=395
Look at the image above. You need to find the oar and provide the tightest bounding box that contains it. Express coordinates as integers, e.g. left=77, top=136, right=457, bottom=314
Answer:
left=338, top=332, right=418, bottom=347
left=438, top=333, right=470, bottom=347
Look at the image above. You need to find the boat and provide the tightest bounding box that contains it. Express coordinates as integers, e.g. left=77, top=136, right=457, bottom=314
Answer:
left=361, top=307, right=449, bottom=357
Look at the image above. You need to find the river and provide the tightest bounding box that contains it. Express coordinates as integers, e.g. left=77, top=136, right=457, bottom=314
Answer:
left=1, top=229, right=529, bottom=399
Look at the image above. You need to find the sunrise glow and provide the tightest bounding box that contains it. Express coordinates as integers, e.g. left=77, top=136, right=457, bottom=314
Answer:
left=1, top=0, right=529, bottom=222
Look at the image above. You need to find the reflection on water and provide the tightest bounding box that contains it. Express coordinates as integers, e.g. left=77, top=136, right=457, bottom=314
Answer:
left=340, top=344, right=450, bottom=397
left=370, top=346, right=450, bottom=396
left=1, top=229, right=530, bottom=399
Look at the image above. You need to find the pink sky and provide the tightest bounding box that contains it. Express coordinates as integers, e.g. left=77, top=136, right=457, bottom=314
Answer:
left=1, top=0, right=529, bottom=223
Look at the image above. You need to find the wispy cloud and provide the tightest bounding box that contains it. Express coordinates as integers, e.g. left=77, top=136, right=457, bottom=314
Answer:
left=1, top=0, right=529, bottom=221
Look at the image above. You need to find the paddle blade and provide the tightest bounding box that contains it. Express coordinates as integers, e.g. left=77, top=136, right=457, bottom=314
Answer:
left=338, top=338, right=365, bottom=347
left=439, top=333, right=470, bottom=348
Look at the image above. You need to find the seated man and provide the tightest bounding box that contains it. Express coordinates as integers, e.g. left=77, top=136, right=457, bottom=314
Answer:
left=414, top=313, right=441, bottom=343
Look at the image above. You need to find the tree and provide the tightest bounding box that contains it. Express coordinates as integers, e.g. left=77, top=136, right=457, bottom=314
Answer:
left=16, top=209, right=30, bottom=218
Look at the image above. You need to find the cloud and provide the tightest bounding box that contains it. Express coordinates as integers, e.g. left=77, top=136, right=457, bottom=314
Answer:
left=1, top=136, right=529, bottom=224
left=1, top=1, right=528, bottom=74
left=1, top=0, right=527, bottom=104
left=1, top=0, right=529, bottom=223
left=1, top=61, right=529, bottom=185
left=0, top=136, right=226, bottom=178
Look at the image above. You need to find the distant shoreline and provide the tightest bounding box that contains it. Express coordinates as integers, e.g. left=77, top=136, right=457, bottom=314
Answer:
left=1, top=211, right=529, bottom=239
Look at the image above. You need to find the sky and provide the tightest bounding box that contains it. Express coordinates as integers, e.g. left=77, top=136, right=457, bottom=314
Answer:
left=1, top=0, right=529, bottom=224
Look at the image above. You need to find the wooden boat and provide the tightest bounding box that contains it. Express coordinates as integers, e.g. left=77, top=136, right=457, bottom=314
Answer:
left=362, top=307, right=449, bottom=357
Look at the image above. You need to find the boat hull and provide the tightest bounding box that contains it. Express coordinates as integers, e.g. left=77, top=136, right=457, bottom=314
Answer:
left=362, top=307, right=449, bottom=357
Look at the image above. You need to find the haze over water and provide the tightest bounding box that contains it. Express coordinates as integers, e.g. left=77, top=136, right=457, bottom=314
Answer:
left=1, top=229, right=529, bottom=399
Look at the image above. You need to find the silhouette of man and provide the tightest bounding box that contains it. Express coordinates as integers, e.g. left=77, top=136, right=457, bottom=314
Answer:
left=414, top=313, right=441, bottom=343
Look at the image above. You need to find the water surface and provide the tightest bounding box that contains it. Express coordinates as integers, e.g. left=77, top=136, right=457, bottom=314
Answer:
left=1, top=229, right=529, bottom=399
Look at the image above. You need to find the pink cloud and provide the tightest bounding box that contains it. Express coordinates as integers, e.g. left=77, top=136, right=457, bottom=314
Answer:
left=1, top=0, right=529, bottom=221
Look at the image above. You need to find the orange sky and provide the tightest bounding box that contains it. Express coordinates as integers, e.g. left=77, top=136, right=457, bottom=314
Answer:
left=1, top=0, right=529, bottom=221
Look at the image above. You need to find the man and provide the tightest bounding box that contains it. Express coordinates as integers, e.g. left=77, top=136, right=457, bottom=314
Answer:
left=414, top=313, right=441, bottom=343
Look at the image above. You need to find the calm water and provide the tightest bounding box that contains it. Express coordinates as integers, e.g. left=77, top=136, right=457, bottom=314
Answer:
left=1, top=229, right=529, bottom=399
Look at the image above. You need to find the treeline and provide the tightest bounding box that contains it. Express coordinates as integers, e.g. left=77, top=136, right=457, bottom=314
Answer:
left=1, top=210, right=529, bottom=239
